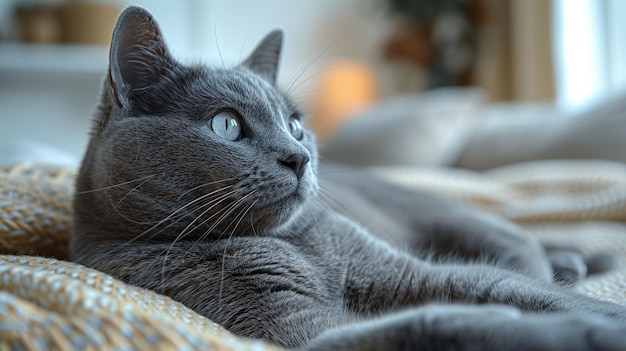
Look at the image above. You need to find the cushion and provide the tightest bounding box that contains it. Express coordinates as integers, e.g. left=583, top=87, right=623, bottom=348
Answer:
left=321, top=88, right=485, bottom=167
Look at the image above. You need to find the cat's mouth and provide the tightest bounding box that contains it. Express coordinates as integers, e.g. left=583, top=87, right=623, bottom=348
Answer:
left=263, top=186, right=304, bottom=207
left=257, top=178, right=316, bottom=209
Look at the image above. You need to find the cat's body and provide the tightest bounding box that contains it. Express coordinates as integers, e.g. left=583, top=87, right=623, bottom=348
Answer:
left=71, top=7, right=626, bottom=350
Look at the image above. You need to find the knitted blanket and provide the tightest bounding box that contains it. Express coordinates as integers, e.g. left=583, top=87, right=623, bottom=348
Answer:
left=1, top=161, right=626, bottom=349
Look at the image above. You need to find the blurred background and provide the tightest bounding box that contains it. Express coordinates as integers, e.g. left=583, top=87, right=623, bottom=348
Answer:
left=0, top=0, right=625, bottom=165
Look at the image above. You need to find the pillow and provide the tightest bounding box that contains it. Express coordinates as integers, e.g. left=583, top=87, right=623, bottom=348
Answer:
left=320, top=88, right=485, bottom=167
left=456, top=91, right=626, bottom=170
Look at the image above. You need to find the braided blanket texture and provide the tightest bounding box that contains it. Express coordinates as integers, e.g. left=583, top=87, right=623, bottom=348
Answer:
left=2, top=161, right=626, bottom=349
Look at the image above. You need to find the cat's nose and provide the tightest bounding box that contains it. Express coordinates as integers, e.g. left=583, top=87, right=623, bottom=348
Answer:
left=280, top=153, right=310, bottom=179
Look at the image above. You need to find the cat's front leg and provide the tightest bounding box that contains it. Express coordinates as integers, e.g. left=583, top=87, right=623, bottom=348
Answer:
left=304, top=304, right=626, bottom=351
left=342, top=238, right=626, bottom=319
left=319, top=166, right=555, bottom=281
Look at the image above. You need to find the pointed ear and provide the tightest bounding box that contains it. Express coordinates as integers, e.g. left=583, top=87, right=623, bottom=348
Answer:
left=242, top=29, right=283, bottom=85
left=108, top=6, right=173, bottom=103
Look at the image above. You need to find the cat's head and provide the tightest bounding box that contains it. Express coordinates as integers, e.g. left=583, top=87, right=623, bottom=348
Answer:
left=73, top=6, right=318, bottom=244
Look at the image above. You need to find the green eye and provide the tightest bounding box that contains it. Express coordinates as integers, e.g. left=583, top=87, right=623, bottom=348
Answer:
left=288, top=117, right=303, bottom=140
left=211, top=111, right=242, bottom=141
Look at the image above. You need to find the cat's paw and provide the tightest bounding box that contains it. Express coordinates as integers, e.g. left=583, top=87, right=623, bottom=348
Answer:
left=547, top=248, right=615, bottom=285
left=548, top=249, right=588, bottom=284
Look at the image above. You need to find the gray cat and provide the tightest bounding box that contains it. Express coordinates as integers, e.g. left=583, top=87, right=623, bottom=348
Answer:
left=71, top=6, right=626, bottom=350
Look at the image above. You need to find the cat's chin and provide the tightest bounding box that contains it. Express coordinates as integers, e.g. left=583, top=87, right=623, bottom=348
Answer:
left=264, top=188, right=311, bottom=214
left=254, top=180, right=318, bottom=232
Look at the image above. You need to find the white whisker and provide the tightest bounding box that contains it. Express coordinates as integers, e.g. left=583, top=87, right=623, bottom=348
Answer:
left=151, top=187, right=243, bottom=246
left=176, top=177, right=238, bottom=200
left=74, top=174, right=156, bottom=195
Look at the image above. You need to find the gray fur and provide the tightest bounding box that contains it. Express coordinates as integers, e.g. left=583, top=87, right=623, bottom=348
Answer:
left=71, top=6, right=626, bottom=350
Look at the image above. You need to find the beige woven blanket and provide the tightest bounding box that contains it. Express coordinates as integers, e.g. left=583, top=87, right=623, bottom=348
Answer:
left=1, top=161, right=626, bottom=349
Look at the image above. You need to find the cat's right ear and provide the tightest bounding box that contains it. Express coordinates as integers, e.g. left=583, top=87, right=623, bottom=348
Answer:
left=242, top=29, right=283, bottom=85
left=108, top=6, right=173, bottom=106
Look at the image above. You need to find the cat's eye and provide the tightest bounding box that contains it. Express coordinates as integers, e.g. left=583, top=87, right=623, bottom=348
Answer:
left=210, top=111, right=242, bottom=141
left=288, top=116, right=304, bottom=140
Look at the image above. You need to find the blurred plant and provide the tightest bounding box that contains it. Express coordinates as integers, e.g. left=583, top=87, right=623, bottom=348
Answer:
left=383, top=0, right=486, bottom=88
left=388, top=0, right=468, bottom=22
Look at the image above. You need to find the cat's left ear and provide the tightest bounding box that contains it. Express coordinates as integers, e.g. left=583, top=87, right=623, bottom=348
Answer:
left=108, top=6, right=174, bottom=105
left=242, top=29, right=283, bottom=85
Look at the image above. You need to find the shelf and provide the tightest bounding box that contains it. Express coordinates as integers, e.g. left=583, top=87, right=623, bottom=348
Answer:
left=0, top=42, right=108, bottom=75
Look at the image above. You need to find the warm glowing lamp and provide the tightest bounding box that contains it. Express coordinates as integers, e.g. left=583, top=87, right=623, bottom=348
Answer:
left=309, top=60, right=377, bottom=143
